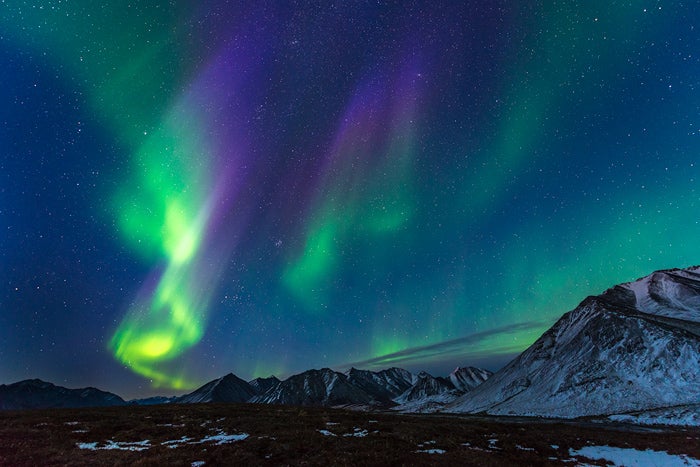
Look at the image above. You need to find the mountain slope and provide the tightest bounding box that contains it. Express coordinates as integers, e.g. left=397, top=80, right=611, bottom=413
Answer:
left=449, top=367, right=492, bottom=392
left=0, top=379, right=126, bottom=410
left=446, top=266, right=700, bottom=418
left=252, top=368, right=377, bottom=406
left=248, top=376, right=280, bottom=395
left=395, top=371, right=456, bottom=404
left=345, top=367, right=415, bottom=403
left=176, top=373, right=258, bottom=404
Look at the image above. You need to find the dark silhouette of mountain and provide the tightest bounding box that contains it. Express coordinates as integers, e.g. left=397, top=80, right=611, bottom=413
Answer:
left=129, top=396, right=178, bottom=405
left=176, top=373, right=257, bottom=404
left=0, top=379, right=125, bottom=410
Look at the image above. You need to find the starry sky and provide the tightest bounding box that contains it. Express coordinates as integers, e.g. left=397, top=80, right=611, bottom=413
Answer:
left=0, top=1, right=698, bottom=399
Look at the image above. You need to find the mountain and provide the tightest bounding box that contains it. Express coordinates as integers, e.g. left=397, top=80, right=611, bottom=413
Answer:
left=176, top=373, right=258, bottom=404
left=394, top=371, right=456, bottom=404
left=445, top=266, right=700, bottom=419
left=0, top=379, right=126, bottom=410
left=345, top=367, right=415, bottom=403
left=449, top=367, right=492, bottom=392
left=252, top=368, right=377, bottom=406
left=248, top=376, right=280, bottom=394
left=129, top=396, right=178, bottom=406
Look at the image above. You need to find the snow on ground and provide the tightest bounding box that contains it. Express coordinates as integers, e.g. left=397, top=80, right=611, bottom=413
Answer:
left=77, top=429, right=249, bottom=451
left=609, top=405, right=700, bottom=427
left=486, top=435, right=500, bottom=450
left=343, top=428, right=369, bottom=437
left=317, top=429, right=336, bottom=436
left=191, top=462, right=206, bottom=467
left=199, top=431, right=249, bottom=445
left=569, top=445, right=700, bottom=466
left=416, top=440, right=446, bottom=454
left=77, top=440, right=151, bottom=451
left=161, top=436, right=193, bottom=448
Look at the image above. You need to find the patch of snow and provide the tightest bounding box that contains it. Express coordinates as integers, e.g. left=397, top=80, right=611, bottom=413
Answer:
left=416, top=449, right=446, bottom=454
left=516, top=444, right=535, bottom=452
left=318, top=429, right=336, bottom=437
left=551, top=444, right=559, bottom=449
left=570, top=445, right=700, bottom=466
left=76, top=439, right=151, bottom=452
left=199, top=431, right=249, bottom=445
left=325, top=422, right=339, bottom=426
left=64, top=421, right=80, bottom=426
left=343, top=428, right=368, bottom=437
left=162, top=436, right=193, bottom=448
left=76, top=442, right=98, bottom=450
left=191, top=462, right=206, bottom=467
left=72, top=429, right=88, bottom=433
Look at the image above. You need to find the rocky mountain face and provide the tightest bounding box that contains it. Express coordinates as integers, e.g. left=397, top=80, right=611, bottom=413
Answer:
left=445, top=266, right=700, bottom=419
left=449, top=367, right=493, bottom=392
left=345, top=367, right=415, bottom=403
left=0, top=379, right=126, bottom=410
left=394, top=371, right=456, bottom=404
left=173, top=365, right=491, bottom=409
left=176, top=373, right=258, bottom=404
left=251, top=368, right=377, bottom=406
left=248, top=376, right=280, bottom=395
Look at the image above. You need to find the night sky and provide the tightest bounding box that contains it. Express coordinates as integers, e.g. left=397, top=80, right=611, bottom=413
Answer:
left=1, top=1, right=698, bottom=399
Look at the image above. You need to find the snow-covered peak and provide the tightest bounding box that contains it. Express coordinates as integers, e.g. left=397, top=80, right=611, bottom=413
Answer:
left=444, top=265, right=700, bottom=420
left=619, top=266, right=700, bottom=322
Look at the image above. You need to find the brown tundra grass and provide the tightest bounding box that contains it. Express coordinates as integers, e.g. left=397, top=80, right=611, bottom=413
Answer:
left=0, top=403, right=698, bottom=466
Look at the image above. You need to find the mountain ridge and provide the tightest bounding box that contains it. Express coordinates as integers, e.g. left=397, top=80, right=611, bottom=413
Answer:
left=444, top=265, right=700, bottom=419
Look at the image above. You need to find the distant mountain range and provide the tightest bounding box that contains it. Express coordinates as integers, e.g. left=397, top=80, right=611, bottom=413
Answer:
left=2, top=266, right=698, bottom=426
left=0, top=379, right=125, bottom=410
left=173, top=365, right=489, bottom=409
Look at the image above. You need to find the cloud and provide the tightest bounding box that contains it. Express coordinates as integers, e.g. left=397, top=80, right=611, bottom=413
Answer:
left=339, top=320, right=548, bottom=371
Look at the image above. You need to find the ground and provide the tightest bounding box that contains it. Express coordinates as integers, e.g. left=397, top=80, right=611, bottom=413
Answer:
left=0, top=403, right=698, bottom=466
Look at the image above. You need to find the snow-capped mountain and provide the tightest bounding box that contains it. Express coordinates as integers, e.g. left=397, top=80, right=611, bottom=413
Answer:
left=176, top=373, right=258, bottom=404
left=394, top=371, right=456, bottom=404
left=248, top=376, right=280, bottom=395
left=449, top=367, right=493, bottom=392
left=251, top=368, right=377, bottom=406
left=345, top=367, right=415, bottom=402
left=445, top=266, right=700, bottom=419
left=0, top=379, right=126, bottom=410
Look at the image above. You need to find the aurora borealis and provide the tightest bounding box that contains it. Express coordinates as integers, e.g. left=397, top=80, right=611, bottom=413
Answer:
left=1, top=1, right=698, bottom=398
